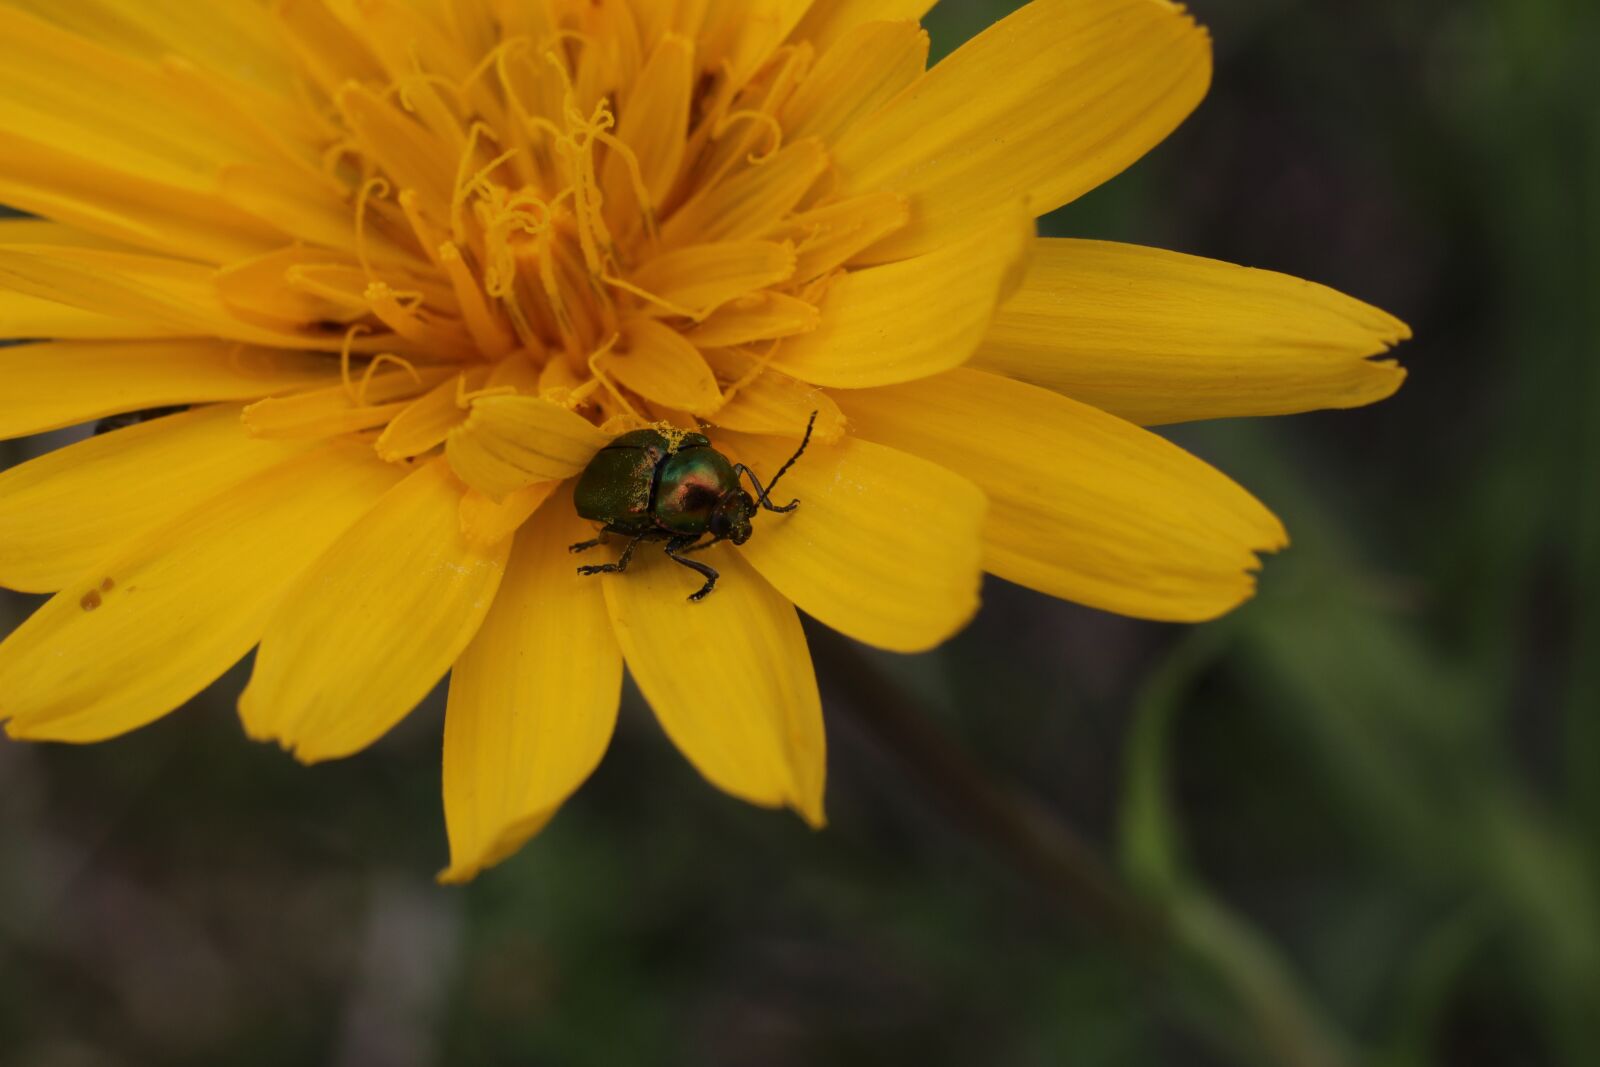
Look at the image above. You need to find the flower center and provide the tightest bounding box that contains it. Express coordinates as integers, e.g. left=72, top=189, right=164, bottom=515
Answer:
left=286, top=5, right=880, bottom=438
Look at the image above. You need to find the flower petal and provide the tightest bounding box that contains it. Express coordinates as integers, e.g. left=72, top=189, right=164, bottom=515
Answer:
left=241, top=365, right=455, bottom=440
left=776, top=191, right=911, bottom=282
left=702, top=348, right=846, bottom=441
left=218, top=164, right=424, bottom=269
left=0, top=405, right=309, bottom=593
left=0, top=5, right=273, bottom=193
left=0, top=443, right=401, bottom=743
left=720, top=431, right=984, bottom=652
left=767, top=208, right=1031, bottom=387
left=446, top=394, right=611, bottom=498
left=239, top=460, right=510, bottom=763
left=661, top=138, right=830, bottom=247
left=837, top=369, right=1289, bottom=622
left=630, top=241, right=797, bottom=318
left=1, top=288, right=190, bottom=340
left=440, top=502, right=622, bottom=883
left=0, top=128, right=279, bottom=263
left=602, top=33, right=693, bottom=229
left=0, top=340, right=339, bottom=440
left=684, top=291, right=820, bottom=348
left=602, top=545, right=825, bottom=825
left=7, top=0, right=296, bottom=92
left=375, top=369, right=486, bottom=462
left=833, top=0, right=1211, bottom=262
left=792, top=0, right=940, bottom=53
left=0, top=246, right=368, bottom=350
left=971, top=239, right=1411, bottom=424
left=780, top=18, right=928, bottom=145
left=459, top=482, right=560, bottom=549
left=599, top=317, right=724, bottom=416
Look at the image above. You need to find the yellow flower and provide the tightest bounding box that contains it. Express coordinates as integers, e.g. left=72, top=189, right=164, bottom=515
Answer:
left=0, top=0, right=1407, bottom=880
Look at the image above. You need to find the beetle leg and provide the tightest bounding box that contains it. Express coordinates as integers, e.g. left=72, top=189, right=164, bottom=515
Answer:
left=733, top=464, right=800, bottom=513
left=576, top=533, right=645, bottom=577
left=665, top=536, right=719, bottom=601
left=682, top=536, right=724, bottom=555
left=568, top=534, right=608, bottom=554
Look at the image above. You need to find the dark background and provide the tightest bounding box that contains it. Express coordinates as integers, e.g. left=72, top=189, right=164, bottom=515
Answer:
left=2, top=0, right=1597, bottom=1064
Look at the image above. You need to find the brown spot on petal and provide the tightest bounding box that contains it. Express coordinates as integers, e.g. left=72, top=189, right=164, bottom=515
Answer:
left=101, top=577, right=116, bottom=592
left=80, top=590, right=103, bottom=612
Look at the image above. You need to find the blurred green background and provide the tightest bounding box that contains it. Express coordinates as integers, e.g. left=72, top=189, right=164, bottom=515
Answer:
left=2, top=0, right=1597, bottom=1064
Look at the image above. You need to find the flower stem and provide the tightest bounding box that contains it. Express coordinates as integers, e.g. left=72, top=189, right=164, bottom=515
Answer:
left=813, top=627, right=1353, bottom=1067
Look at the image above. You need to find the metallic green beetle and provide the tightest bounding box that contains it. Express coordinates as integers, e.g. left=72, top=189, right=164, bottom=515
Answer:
left=570, top=413, right=818, bottom=600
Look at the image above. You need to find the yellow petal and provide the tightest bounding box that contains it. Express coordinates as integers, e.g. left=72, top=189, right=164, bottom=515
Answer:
left=837, top=369, right=1289, bottom=622
left=0, top=128, right=280, bottom=263
left=0, top=340, right=339, bottom=440
left=661, top=139, right=829, bottom=246
left=720, top=431, right=984, bottom=652
left=212, top=247, right=356, bottom=327
left=695, top=0, right=815, bottom=94
left=218, top=164, right=425, bottom=269
left=768, top=208, right=1032, bottom=387
left=0, top=6, right=272, bottom=193
left=459, top=481, right=560, bottom=549
left=630, top=241, right=797, bottom=317
left=0, top=217, right=136, bottom=251
left=0, top=443, right=402, bottom=743
left=701, top=348, right=846, bottom=442
left=0, top=288, right=185, bottom=340
left=242, top=365, right=455, bottom=440
left=834, top=0, right=1211, bottom=262
left=275, top=0, right=387, bottom=97
left=603, top=546, right=825, bottom=825
left=684, top=291, right=820, bottom=348
left=375, top=369, right=487, bottom=462
left=972, top=239, right=1411, bottom=424
left=0, top=405, right=310, bottom=594
left=780, top=19, right=928, bottom=145
left=602, top=33, right=693, bottom=226
left=0, top=246, right=367, bottom=351
left=7, top=0, right=296, bottom=93
left=792, top=0, right=939, bottom=53
left=336, top=83, right=455, bottom=211
left=216, top=247, right=369, bottom=328
left=777, top=191, right=911, bottom=282
left=239, top=460, right=511, bottom=763
left=440, top=503, right=623, bottom=882
left=446, top=394, right=611, bottom=498
left=600, top=317, right=723, bottom=416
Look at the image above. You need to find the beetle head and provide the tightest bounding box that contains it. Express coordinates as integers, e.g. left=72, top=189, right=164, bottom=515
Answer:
left=710, top=490, right=756, bottom=544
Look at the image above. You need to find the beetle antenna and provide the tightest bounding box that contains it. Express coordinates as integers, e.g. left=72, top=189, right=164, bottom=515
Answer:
left=763, top=411, right=817, bottom=498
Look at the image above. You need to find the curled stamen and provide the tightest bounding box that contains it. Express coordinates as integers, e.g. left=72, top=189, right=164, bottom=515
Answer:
left=455, top=376, right=519, bottom=407
left=354, top=176, right=393, bottom=281
left=464, top=35, right=528, bottom=97
left=339, top=324, right=374, bottom=403
left=481, top=195, right=550, bottom=299
left=322, top=138, right=363, bottom=180
left=398, top=70, right=468, bottom=115
left=452, top=138, right=520, bottom=244
left=712, top=109, right=784, bottom=165
left=356, top=353, right=424, bottom=407
left=594, top=128, right=658, bottom=242
left=580, top=333, right=638, bottom=420
left=366, top=281, right=476, bottom=356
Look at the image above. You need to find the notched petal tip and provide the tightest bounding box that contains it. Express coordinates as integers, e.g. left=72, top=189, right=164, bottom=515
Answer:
left=437, top=811, right=558, bottom=886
